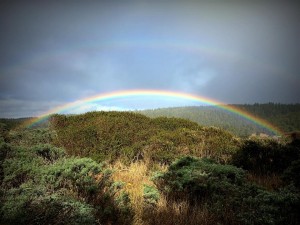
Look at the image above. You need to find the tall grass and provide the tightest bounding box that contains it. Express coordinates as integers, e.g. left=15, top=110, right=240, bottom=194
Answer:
left=111, top=161, right=155, bottom=225
left=141, top=196, right=217, bottom=225
left=111, top=160, right=218, bottom=225
left=247, top=173, right=282, bottom=191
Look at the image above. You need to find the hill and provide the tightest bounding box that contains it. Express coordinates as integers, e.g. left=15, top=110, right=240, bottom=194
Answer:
left=50, top=111, right=240, bottom=164
left=140, top=103, right=300, bottom=136
left=1, top=111, right=300, bottom=225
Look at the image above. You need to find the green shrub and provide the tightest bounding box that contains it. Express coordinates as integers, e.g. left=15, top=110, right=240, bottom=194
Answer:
left=282, top=160, right=300, bottom=189
left=143, top=133, right=177, bottom=164
left=1, top=183, right=96, bottom=225
left=237, top=185, right=300, bottom=225
left=0, top=122, right=8, bottom=141
left=0, top=140, right=10, bottom=169
left=2, top=146, right=45, bottom=188
left=153, top=156, right=300, bottom=225
left=232, top=138, right=299, bottom=175
left=8, top=128, right=56, bottom=147
left=1, top=144, right=132, bottom=225
left=33, top=144, right=66, bottom=162
left=50, top=112, right=155, bottom=162
left=143, top=184, right=160, bottom=205
left=42, top=157, right=110, bottom=195
left=1, top=154, right=100, bottom=225
left=153, top=156, right=245, bottom=200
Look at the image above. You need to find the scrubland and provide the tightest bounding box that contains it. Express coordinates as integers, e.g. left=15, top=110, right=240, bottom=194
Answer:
left=0, top=111, right=299, bottom=225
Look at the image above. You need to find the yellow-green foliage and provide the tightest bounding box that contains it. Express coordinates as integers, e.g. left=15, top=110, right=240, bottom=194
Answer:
left=50, top=111, right=240, bottom=164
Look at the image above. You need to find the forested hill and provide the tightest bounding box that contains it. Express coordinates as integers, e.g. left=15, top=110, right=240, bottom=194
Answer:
left=140, top=103, right=300, bottom=137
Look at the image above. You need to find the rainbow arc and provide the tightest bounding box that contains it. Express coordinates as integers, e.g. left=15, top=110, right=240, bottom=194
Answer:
left=24, top=89, right=282, bottom=135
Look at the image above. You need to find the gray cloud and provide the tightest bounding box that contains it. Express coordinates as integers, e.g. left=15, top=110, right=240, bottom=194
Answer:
left=0, top=1, right=299, bottom=117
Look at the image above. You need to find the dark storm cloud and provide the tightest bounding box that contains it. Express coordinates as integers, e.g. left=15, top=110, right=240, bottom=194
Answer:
left=0, top=1, right=299, bottom=117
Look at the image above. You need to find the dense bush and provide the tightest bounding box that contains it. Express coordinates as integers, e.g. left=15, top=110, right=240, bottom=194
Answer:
left=153, top=156, right=300, bottom=225
left=0, top=140, right=10, bottom=181
left=153, top=156, right=246, bottom=201
left=282, top=159, right=300, bottom=189
left=50, top=112, right=240, bottom=164
left=0, top=122, right=8, bottom=141
left=143, top=184, right=160, bottom=205
left=151, top=117, right=200, bottom=131
left=0, top=143, right=132, bottom=225
left=8, top=128, right=56, bottom=147
left=232, top=137, right=300, bottom=175
left=33, top=144, right=66, bottom=162
left=2, top=185, right=97, bottom=225
left=50, top=112, right=156, bottom=162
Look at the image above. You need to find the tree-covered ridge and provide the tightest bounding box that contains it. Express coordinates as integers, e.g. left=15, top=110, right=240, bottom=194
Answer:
left=1, top=103, right=299, bottom=137
left=140, top=103, right=300, bottom=136
left=235, top=103, right=300, bottom=133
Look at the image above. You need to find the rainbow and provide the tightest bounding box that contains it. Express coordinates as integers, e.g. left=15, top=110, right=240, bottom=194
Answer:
left=24, top=89, right=282, bottom=135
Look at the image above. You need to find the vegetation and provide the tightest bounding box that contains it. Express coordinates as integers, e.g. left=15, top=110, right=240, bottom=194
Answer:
left=1, top=110, right=299, bottom=224
left=153, top=156, right=300, bottom=225
left=232, top=137, right=300, bottom=175
left=50, top=111, right=240, bottom=164
left=0, top=138, right=132, bottom=224
left=141, top=103, right=300, bottom=136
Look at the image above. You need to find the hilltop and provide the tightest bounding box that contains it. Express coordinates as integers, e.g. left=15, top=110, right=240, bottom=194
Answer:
left=50, top=111, right=239, bottom=164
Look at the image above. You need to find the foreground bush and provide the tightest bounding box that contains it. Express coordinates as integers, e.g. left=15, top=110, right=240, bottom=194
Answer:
left=153, top=156, right=245, bottom=200
left=153, top=156, right=300, bottom=225
left=282, top=159, right=300, bottom=189
left=0, top=143, right=132, bottom=225
left=2, top=185, right=96, bottom=225
left=232, top=137, right=300, bottom=175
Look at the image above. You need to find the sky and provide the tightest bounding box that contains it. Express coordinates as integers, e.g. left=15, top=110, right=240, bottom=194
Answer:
left=0, top=1, right=300, bottom=118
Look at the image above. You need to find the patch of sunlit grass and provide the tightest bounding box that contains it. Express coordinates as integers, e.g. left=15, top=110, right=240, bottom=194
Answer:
left=111, top=160, right=218, bottom=225
left=111, top=160, right=155, bottom=225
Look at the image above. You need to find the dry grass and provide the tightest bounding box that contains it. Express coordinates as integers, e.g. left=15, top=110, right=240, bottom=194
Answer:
left=247, top=173, right=282, bottom=191
left=142, top=196, right=217, bottom=225
left=111, top=161, right=217, bottom=225
left=111, top=161, right=158, bottom=225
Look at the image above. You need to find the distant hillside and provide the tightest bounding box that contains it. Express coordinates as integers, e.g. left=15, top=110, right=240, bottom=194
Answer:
left=1, top=103, right=299, bottom=137
left=140, top=103, right=300, bottom=137
left=0, top=118, right=31, bottom=129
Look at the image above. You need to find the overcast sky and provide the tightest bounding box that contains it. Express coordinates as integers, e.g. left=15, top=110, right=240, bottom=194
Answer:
left=0, top=1, right=299, bottom=118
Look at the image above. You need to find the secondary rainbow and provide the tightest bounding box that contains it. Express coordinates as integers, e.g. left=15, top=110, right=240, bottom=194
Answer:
left=6, top=39, right=280, bottom=77
left=25, top=89, right=282, bottom=135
